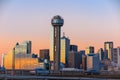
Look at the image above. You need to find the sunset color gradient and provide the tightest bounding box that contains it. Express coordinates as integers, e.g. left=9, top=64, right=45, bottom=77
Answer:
left=0, top=0, right=120, bottom=61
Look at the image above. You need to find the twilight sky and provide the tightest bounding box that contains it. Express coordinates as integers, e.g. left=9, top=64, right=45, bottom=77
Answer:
left=0, top=0, right=120, bottom=56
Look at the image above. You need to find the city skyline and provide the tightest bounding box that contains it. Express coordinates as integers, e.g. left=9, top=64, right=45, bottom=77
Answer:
left=0, top=0, right=120, bottom=59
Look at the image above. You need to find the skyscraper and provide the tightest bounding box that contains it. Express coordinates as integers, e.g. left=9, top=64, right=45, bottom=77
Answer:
left=79, top=50, right=85, bottom=67
left=14, top=41, right=31, bottom=54
left=14, top=53, right=38, bottom=69
left=104, top=42, right=113, bottom=60
left=51, top=15, right=64, bottom=70
left=68, top=51, right=80, bottom=68
left=117, top=47, right=120, bottom=68
left=70, top=45, right=78, bottom=52
left=4, top=50, right=15, bottom=69
left=113, top=48, right=118, bottom=63
left=104, top=50, right=108, bottom=60
left=82, top=54, right=87, bottom=70
left=4, top=48, right=39, bottom=70
left=86, top=46, right=94, bottom=54
left=87, top=53, right=100, bottom=71
left=60, top=35, right=70, bottom=66
left=98, top=48, right=104, bottom=61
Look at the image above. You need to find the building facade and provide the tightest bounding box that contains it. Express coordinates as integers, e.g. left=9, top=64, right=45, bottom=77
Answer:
left=104, top=50, right=108, bottom=60
left=14, top=53, right=38, bottom=69
left=79, top=50, right=85, bottom=68
left=98, top=48, right=104, bottom=61
left=117, top=47, right=120, bottom=69
left=113, top=48, right=118, bottom=64
left=104, top=42, right=113, bottom=61
left=4, top=49, right=39, bottom=70
left=39, top=49, right=49, bottom=61
left=60, top=36, right=70, bottom=66
left=86, top=46, right=94, bottom=55
left=82, top=54, right=87, bottom=70
left=14, top=41, right=31, bottom=54
left=70, top=45, right=78, bottom=52
left=68, top=51, right=80, bottom=68
left=87, top=53, right=100, bottom=71
left=4, top=50, right=14, bottom=69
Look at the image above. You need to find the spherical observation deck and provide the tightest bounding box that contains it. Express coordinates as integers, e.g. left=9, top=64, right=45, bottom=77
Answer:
left=51, top=15, right=64, bottom=27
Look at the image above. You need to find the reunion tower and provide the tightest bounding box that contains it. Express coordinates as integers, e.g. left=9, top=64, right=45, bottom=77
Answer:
left=51, top=15, right=64, bottom=70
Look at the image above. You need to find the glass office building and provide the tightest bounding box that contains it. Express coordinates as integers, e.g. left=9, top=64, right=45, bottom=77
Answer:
left=15, top=41, right=31, bottom=54
left=86, top=46, right=94, bottom=55
left=104, top=42, right=113, bottom=60
left=4, top=50, right=39, bottom=70
left=60, top=36, right=70, bottom=66
left=4, top=50, right=14, bottom=69
left=87, top=53, right=100, bottom=71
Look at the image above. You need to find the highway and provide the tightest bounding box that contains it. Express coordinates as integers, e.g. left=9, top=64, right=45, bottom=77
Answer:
left=0, top=74, right=114, bottom=80
left=0, top=70, right=120, bottom=80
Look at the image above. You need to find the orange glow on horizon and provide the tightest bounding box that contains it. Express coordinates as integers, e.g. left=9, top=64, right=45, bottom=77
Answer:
left=0, top=39, right=120, bottom=54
